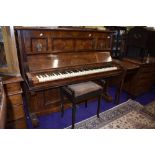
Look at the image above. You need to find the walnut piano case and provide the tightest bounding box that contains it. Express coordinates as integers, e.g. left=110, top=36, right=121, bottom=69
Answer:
left=15, top=27, right=124, bottom=126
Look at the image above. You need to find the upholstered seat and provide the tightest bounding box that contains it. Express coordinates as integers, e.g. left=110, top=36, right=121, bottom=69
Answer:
left=67, top=81, right=102, bottom=97
left=60, top=81, right=103, bottom=129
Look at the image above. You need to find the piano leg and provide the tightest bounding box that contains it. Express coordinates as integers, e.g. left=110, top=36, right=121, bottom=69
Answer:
left=60, top=88, right=64, bottom=118
left=72, top=100, right=76, bottom=129
left=102, top=79, right=113, bottom=102
left=22, top=83, right=40, bottom=128
left=29, top=91, right=40, bottom=128
left=114, top=70, right=126, bottom=104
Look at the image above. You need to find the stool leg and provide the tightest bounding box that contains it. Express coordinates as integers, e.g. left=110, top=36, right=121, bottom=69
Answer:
left=97, top=96, right=101, bottom=118
left=72, top=101, right=76, bottom=129
left=60, top=88, right=64, bottom=118
left=85, top=100, right=87, bottom=108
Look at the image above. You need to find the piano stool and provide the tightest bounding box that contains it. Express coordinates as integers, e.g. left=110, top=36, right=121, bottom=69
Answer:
left=60, top=81, right=103, bottom=129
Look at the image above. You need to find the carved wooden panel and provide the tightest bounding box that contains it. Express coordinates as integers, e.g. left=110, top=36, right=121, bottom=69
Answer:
left=22, top=30, right=49, bottom=53
left=31, top=38, right=48, bottom=53
left=52, top=38, right=74, bottom=51
left=20, top=28, right=113, bottom=55
left=52, top=31, right=74, bottom=37
left=29, top=88, right=61, bottom=115
left=96, top=38, right=111, bottom=50
left=44, top=88, right=61, bottom=107
left=75, top=39, right=93, bottom=50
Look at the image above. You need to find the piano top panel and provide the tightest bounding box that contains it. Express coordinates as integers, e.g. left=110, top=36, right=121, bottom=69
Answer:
left=15, top=26, right=113, bottom=33
left=27, top=52, right=112, bottom=72
left=16, top=27, right=113, bottom=55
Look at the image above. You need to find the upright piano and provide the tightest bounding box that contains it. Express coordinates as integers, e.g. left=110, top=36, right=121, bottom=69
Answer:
left=15, top=27, right=125, bottom=125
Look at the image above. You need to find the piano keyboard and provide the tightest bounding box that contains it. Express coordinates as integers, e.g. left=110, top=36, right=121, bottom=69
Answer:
left=36, top=66, right=118, bottom=82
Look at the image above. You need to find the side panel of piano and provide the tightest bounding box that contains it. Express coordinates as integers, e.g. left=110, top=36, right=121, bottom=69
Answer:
left=15, top=28, right=113, bottom=121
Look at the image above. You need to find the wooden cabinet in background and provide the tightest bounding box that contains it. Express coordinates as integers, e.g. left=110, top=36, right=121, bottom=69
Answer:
left=1, top=76, right=27, bottom=129
left=123, top=58, right=155, bottom=97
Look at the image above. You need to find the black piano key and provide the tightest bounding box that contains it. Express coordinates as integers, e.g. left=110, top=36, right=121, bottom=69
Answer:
left=72, top=69, right=78, bottom=73
left=57, top=72, right=61, bottom=75
left=64, top=71, right=68, bottom=74
left=51, top=73, right=55, bottom=76
left=60, top=71, right=66, bottom=74
left=48, top=73, right=52, bottom=76
left=78, top=69, right=83, bottom=71
left=53, top=73, right=58, bottom=76
left=53, top=72, right=58, bottom=75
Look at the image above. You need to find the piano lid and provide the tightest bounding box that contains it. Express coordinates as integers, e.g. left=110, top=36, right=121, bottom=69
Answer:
left=27, top=52, right=112, bottom=72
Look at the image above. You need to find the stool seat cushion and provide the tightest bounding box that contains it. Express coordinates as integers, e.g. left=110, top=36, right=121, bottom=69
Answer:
left=68, top=81, right=102, bottom=97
